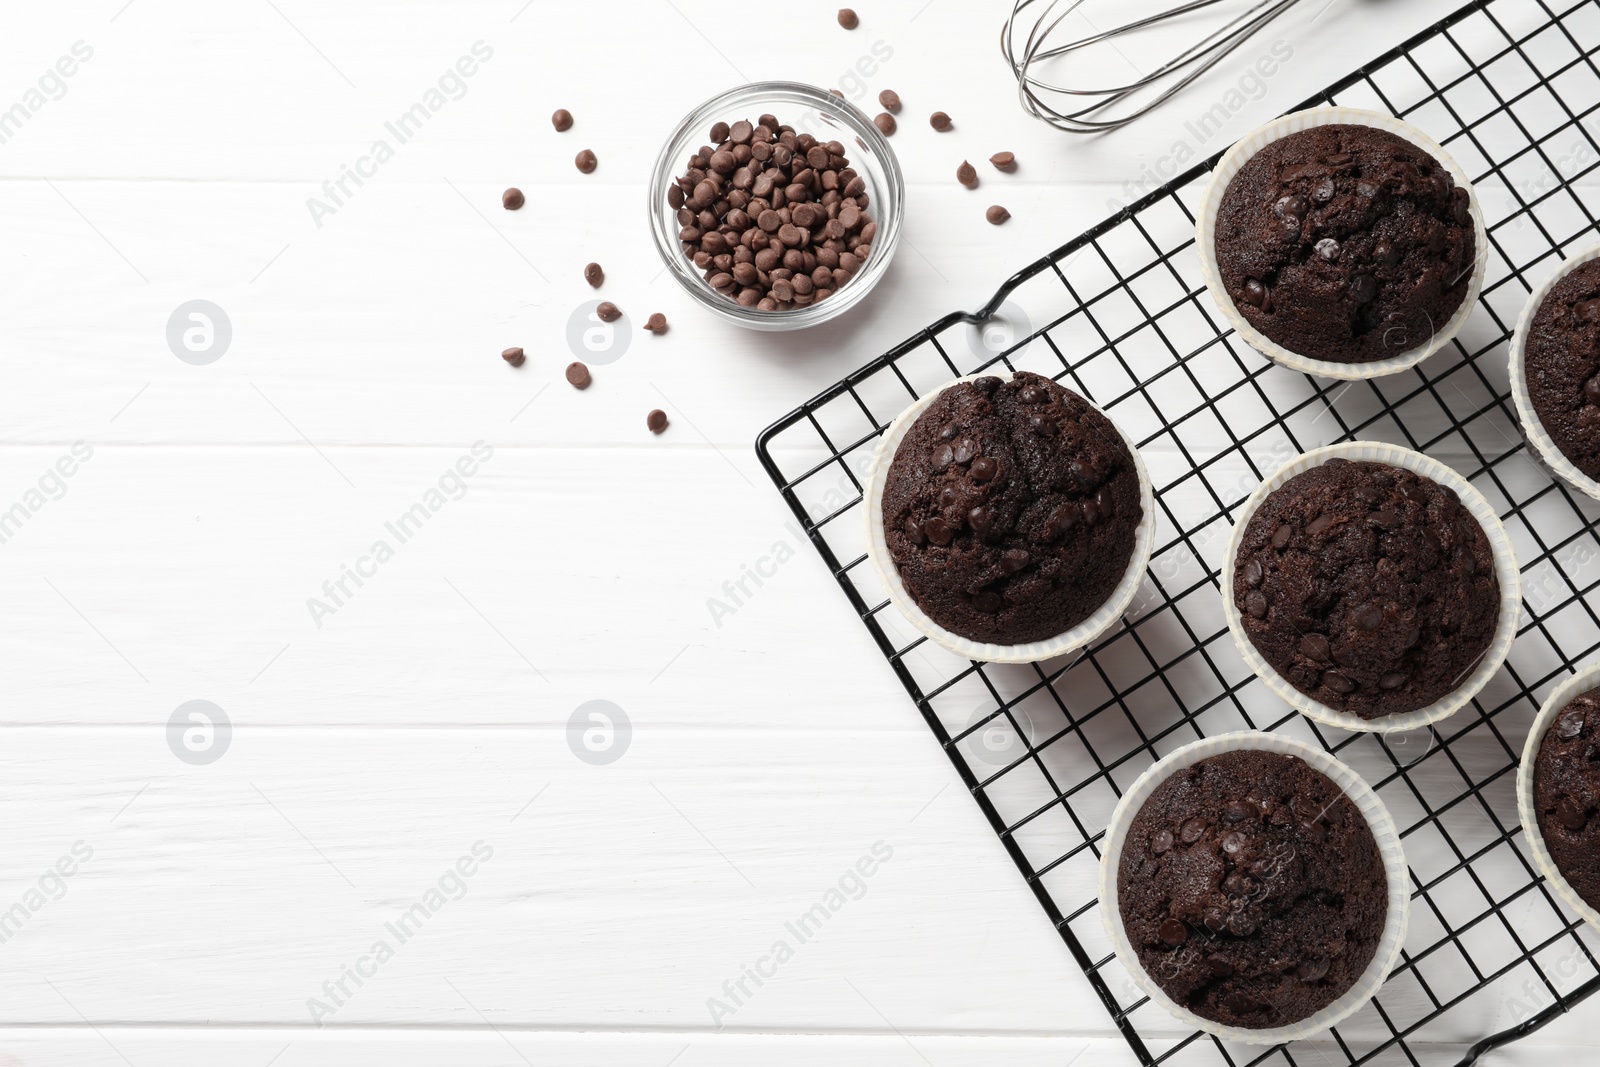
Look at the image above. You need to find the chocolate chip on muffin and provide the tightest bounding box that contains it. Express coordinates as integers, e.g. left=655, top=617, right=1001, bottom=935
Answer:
left=1215, top=124, right=1476, bottom=364
left=881, top=371, right=1143, bottom=645
left=1523, top=259, right=1600, bottom=481
left=1118, top=749, right=1388, bottom=1029
left=1231, top=458, right=1498, bottom=718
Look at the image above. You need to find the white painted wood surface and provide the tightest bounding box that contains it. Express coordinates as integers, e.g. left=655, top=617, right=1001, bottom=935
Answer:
left=6, top=0, right=1597, bottom=1063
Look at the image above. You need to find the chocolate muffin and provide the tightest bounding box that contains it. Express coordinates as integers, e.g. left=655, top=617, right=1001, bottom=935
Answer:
left=1523, top=259, right=1600, bottom=481
left=1232, top=458, right=1498, bottom=719
left=1118, top=749, right=1388, bottom=1029
left=1215, top=123, right=1476, bottom=364
left=881, top=372, right=1142, bottom=646
left=1533, top=685, right=1600, bottom=910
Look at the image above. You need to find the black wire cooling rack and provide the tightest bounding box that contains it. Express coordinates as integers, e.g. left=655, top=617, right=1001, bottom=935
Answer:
left=756, top=1, right=1600, bottom=1064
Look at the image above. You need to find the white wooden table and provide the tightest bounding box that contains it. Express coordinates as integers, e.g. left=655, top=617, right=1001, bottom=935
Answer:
left=3, top=1, right=1595, bottom=1063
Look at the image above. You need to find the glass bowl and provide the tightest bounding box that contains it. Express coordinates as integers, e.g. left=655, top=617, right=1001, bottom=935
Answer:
left=648, top=81, right=905, bottom=331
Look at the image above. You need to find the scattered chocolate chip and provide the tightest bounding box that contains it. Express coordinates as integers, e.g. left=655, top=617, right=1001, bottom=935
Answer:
left=1245, top=590, right=1268, bottom=618
left=953, top=437, right=978, bottom=464
left=575, top=149, right=599, bottom=174
left=903, top=517, right=924, bottom=543
left=1272, top=524, right=1293, bottom=549
left=968, top=506, right=993, bottom=536
left=1297, top=957, right=1329, bottom=983
left=972, top=590, right=1003, bottom=612
left=1306, top=513, right=1334, bottom=536
left=879, top=88, right=901, bottom=112
left=1586, top=376, right=1600, bottom=407
left=644, top=313, right=668, bottom=334
left=1315, top=237, right=1340, bottom=261
left=596, top=301, right=621, bottom=323
left=925, top=517, right=953, bottom=545
left=551, top=108, right=573, bottom=132
left=1043, top=504, right=1079, bottom=540
left=1000, top=548, right=1029, bottom=575
left=1323, top=670, right=1356, bottom=694
left=1558, top=711, right=1586, bottom=739
left=501, top=187, right=524, bottom=211
left=583, top=262, right=604, bottom=288
left=1301, top=633, right=1331, bottom=662
left=1207, top=955, right=1235, bottom=977
left=1379, top=671, right=1408, bottom=690
left=1158, top=918, right=1188, bottom=946
left=1082, top=500, right=1102, bottom=527
left=1352, top=602, right=1384, bottom=631
left=501, top=346, right=525, bottom=367
left=971, top=456, right=998, bottom=482
left=646, top=408, right=669, bottom=434
left=837, top=7, right=859, bottom=28
left=930, top=111, right=953, bottom=131
left=1226, top=913, right=1257, bottom=937
left=1241, top=278, right=1268, bottom=308
left=1351, top=273, right=1378, bottom=303
left=986, top=204, right=1010, bottom=225
left=1373, top=239, right=1399, bottom=265
left=1179, top=816, right=1207, bottom=844
left=1150, top=829, right=1174, bottom=854
left=565, top=361, right=591, bottom=389
left=956, top=160, right=978, bottom=189
left=869, top=111, right=895, bottom=135
left=1368, top=509, right=1401, bottom=530
left=1095, top=485, right=1115, bottom=518
left=1243, top=557, right=1264, bottom=586
left=1221, top=830, right=1247, bottom=854
left=1223, top=990, right=1262, bottom=1014
left=1223, top=800, right=1255, bottom=824
left=989, top=151, right=1016, bottom=171
left=1311, top=177, right=1335, bottom=203
left=932, top=444, right=955, bottom=469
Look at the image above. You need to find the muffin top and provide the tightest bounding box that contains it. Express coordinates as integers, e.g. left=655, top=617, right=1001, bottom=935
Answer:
left=1215, top=123, right=1476, bottom=364
left=1533, top=685, right=1600, bottom=912
left=1524, top=259, right=1600, bottom=481
left=1232, top=458, right=1498, bottom=719
left=1118, top=749, right=1388, bottom=1029
left=881, top=371, right=1142, bottom=646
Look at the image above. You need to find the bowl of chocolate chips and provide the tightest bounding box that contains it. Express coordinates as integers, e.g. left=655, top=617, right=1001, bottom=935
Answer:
left=649, top=82, right=904, bottom=330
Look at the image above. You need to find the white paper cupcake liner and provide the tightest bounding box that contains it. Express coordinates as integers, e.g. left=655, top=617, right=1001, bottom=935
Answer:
left=1221, top=441, right=1521, bottom=733
left=1508, top=244, right=1600, bottom=502
left=1517, top=660, right=1600, bottom=933
left=863, top=375, right=1156, bottom=664
left=1195, top=106, right=1489, bottom=381
left=1099, top=730, right=1410, bottom=1045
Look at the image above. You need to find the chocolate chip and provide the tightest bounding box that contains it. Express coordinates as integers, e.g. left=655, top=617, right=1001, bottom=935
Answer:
left=1203, top=905, right=1227, bottom=931
left=1352, top=602, right=1384, bottom=631
left=925, top=517, right=953, bottom=545
left=582, top=262, right=604, bottom=288
left=1311, top=177, right=1335, bottom=203
left=999, top=548, right=1029, bottom=575
left=1351, top=273, right=1379, bottom=304
left=1207, top=955, right=1234, bottom=977
left=933, top=444, right=955, bottom=469
left=1082, top=500, right=1102, bottom=527
left=1558, top=797, right=1588, bottom=831
left=1558, top=711, right=1586, bottom=740
left=1379, top=671, right=1407, bottom=690
left=1323, top=671, right=1355, bottom=694
left=1221, top=830, right=1247, bottom=854
left=873, top=113, right=896, bottom=136
left=565, top=361, right=591, bottom=389
left=646, top=409, right=669, bottom=434
left=973, top=590, right=1003, bottom=612
left=879, top=89, right=901, bottom=112
left=1306, top=514, right=1334, bottom=536
left=973, top=375, right=1001, bottom=394
left=501, top=346, right=525, bottom=367
left=986, top=205, right=1010, bottom=225
left=575, top=149, right=597, bottom=174
left=1300, top=633, right=1331, bottom=662
left=1243, top=557, right=1264, bottom=587
left=939, top=422, right=960, bottom=440
left=1094, top=486, right=1115, bottom=518
left=1158, top=918, right=1188, bottom=946
left=1018, top=385, right=1043, bottom=403
left=902, top=517, right=924, bottom=543
left=501, top=187, right=524, bottom=211
left=1586, top=376, right=1600, bottom=407
left=1274, top=194, right=1309, bottom=220
left=551, top=108, right=573, bottom=132
left=1241, top=278, right=1268, bottom=308
left=1226, top=913, right=1257, bottom=937
left=1223, top=991, right=1262, bottom=1013
left=1368, top=509, right=1400, bottom=530
left=1043, top=504, right=1078, bottom=540
left=989, top=151, right=1016, bottom=171
left=930, top=111, right=952, bottom=131
left=1245, top=591, right=1268, bottom=618
left=971, top=456, right=998, bottom=482
left=1297, top=957, right=1329, bottom=983
left=596, top=301, right=621, bottom=323
left=1150, top=829, right=1174, bottom=853
left=1300, top=818, right=1331, bottom=842
left=1179, top=817, right=1207, bottom=844
left=956, top=160, right=978, bottom=189
left=837, top=7, right=859, bottom=28
left=1315, top=237, right=1340, bottom=261
left=953, top=437, right=978, bottom=464
left=1272, top=524, right=1292, bottom=549
left=644, top=313, right=669, bottom=334
left=1223, top=800, right=1255, bottom=824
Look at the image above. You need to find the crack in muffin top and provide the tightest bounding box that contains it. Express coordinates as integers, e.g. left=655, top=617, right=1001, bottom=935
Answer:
left=881, top=371, right=1142, bottom=646
left=1232, top=458, right=1498, bottom=719
left=1215, top=123, right=1476, bottom=364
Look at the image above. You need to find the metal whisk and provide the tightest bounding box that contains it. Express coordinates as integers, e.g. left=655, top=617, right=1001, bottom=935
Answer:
left=1002, top=0, right=1311, bottom=133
